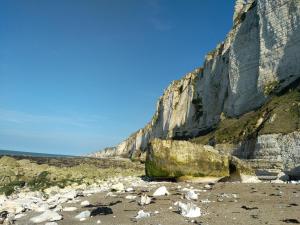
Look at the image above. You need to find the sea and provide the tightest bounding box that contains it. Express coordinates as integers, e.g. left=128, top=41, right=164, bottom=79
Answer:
left=0, top=149, right=76, bottom=158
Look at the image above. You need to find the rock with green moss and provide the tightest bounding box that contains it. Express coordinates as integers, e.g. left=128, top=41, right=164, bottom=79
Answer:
left=146, top=139, right=229, bottom=179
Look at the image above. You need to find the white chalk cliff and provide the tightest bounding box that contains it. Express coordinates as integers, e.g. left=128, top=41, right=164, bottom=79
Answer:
left=92, top=0, right=300, bottom=173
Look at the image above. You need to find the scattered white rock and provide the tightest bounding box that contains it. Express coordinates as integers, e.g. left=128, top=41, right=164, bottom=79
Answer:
left=175, top=201, right=201, bottom=218
left=15, top=213, right=26, bottom=219
left=200, top=199, right=211, bottom=204
left=106, top=192, right=117, bottom=197
left=139, top=194, right=152, bottom=206
left=80, top=200, right=90, bottom=207
left=153, top=186, right=169, bottom=196
left=204, top=184, right=211, bottom=189
left=185, top=190, right=198, bottom=200
left=63, top=207, right=77, bottom=212
left=125, top=195, right=137, bottom=200
left=111, top=183, right=125, bottom=192
left=30, top=211, right=62, bottom=223
left=240, top=175, right=261, bottom=183
left=75, top=210, right=91, bottom=220
left=125, top=187, right=134, bottom=192
left=97, top=220, right=101, bottom=224
left=45, top=222, right=58, bottom=225
left=53, top=205, right=62, bottom=212
left=291, top=180, right=300, bottom=184
left=62, top=190, right=78, bottom=200
left=34, top=203, right=50, bottom=212
left=271, top=179, right=285, bottom=184
left=135, top=210, right=150, bottom=219
left=0, top=195, right=7, bottom=205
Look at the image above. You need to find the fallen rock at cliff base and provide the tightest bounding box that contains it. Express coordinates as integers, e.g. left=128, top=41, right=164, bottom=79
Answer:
left=146, top=139, right=229, bottom=179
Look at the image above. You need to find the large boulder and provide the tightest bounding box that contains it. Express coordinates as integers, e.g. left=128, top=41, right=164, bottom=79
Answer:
left=145, top=139, right=229, bottom=179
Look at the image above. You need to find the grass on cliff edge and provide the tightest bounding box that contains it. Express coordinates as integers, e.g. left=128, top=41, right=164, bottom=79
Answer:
left=192, top=88, right=300, bottom=145
left=0, top=156, right=144, bottom=196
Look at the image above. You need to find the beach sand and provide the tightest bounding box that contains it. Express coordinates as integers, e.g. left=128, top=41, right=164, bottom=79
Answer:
left=15, top=181, right=300, bottom=225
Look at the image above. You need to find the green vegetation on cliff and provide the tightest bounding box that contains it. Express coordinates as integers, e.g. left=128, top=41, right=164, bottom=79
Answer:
left=192, top=87, right=300, bottom=145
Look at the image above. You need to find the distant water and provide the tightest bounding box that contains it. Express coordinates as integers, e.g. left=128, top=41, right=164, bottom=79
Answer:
left=0, top=149, right=76, bottom=158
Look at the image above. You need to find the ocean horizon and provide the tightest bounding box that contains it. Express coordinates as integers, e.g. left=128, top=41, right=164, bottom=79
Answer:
left=0, top=149, right=77, bottom=158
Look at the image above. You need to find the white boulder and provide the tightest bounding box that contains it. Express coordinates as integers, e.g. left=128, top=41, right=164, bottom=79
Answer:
left=175, top=201, right=201, bottom=218
left=153, top=186, right=169, bottom=196
left=139, top=194, right=152, bottom=205
left=185, top=190, right=198, bottom=200
left=135, top=210, right=150, bottom=219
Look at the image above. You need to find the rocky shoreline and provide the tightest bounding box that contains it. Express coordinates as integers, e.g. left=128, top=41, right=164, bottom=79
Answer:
left=1, top=174, right=300, bottom=225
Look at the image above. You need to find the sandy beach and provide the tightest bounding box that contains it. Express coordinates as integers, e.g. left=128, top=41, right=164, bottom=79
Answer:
left=1, top=177, right=298, bottom=225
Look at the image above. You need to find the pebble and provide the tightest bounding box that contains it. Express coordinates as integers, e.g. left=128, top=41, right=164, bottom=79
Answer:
left=139, top=194, right=152, bottom=205
left=63, top=207, right=77, bottom=212
left=75, top=210, right=91, bottom=220
left=30, top=211, right=62, bottom=223
left=80, top=200, right=90, bottom=207
left=45, top=222, right=58, bottom=225
left=185, top=190, right=198, bottom=200
left=125, top=195, right=137, bottom=200
left=175, top=201, right=201, bottom=218
left=135, top=210, right=150, bottom=219
left=111, top=183, right=125, bottom=192
left=153, top=186, right=169, bottom=196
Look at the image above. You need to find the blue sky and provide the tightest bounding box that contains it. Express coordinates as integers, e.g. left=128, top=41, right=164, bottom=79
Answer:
left=0, top=0, right=235, bottom=155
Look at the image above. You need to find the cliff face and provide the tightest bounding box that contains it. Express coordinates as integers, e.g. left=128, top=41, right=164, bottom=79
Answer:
left=93, top=0, right=300, bottom=160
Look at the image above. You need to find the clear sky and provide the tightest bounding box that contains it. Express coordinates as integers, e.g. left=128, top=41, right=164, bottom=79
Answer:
left=0, top=0, right=235, bottom=156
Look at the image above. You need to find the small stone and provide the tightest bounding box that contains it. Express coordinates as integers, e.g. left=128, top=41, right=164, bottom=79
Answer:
left=125, top=195, right=137, bottom=200
left=139, top=194, right=152, bottom=206
left=185, top=190, right=198, bottom=200
left=80, top=200, right=90, bottom=207
left=30, top=211, right=62, bottom=223
left=111, top=183, right=124, bottom=192
left=15, top=213, right=26, bottom=219
left=45, top=222, right=58, bottom=225
left=153, top=186, right=169, bottom=196
left=63, top=207, right=77, bottom=212
left=135, top=210, right=150, bottom=219
left=75, top=210, right=91, bottom=220
left=125, top=187, right=134, bottom=192
left=204, top=184, right=211, bottom=189
left=175, top=201, right=201, bottom=218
